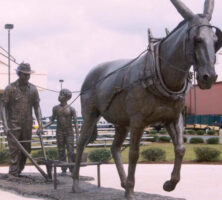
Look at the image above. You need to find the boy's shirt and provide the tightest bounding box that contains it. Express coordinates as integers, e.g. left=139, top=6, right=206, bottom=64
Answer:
left=52, top=104, right=77, bottom=133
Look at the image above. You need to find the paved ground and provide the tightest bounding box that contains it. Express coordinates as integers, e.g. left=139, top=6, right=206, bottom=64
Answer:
left=0, top=163, right=221, bottom=200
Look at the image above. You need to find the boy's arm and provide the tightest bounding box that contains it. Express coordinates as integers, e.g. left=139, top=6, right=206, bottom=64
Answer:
left=72, top=108, right=80, bottom=139
left=44, top=107, right=56, bottom=129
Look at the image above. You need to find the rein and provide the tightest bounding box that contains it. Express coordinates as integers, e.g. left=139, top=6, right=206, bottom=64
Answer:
left=154, top=43, right=191, bottom=96
left=69, top=25, right=222, bottom=106
left=68, top=49, right=149, bottom=107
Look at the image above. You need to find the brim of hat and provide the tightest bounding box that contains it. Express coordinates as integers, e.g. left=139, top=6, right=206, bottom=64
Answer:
left=15, top=69, right=35, bottom=74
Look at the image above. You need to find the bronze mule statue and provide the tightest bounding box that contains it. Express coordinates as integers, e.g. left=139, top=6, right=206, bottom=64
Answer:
left=73, top=0, right=222, bottom=199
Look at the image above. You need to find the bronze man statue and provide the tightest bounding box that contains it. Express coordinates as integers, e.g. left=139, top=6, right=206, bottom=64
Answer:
left=1, top=63, right=43, bottom=177
left=44, top=89, right=79, bottom=174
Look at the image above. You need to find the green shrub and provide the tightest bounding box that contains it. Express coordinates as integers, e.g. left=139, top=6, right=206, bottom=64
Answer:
left=47, top=148, right=59, bottom=160
left=102, top=134, right=114, bottom=138
left=187, top=129, right=196, bottom=135
left=146, top=136, right=159, bottom=142
left=196, top=130, right=205, bottom=135
left=206, top=137, right=219, bottom=144
left=141, top=148, right=166, bottom=161
left=183, top=137, right=187, bottom=143
left=153, top=136, right=159, bottom=142
left=158, top=136, right=171, bottom=143
left=32, top=148, right=58, bottom=161
left=149, top=130, right=157, bottom=135
left=159, top=129, right=167, bottom=134
left=189, top=137, right=204, bottom=144
left=207, top=130, right=216, bottom=135
left=0, top=149, right=9, bottom=164
left=183, top=130, right=188, bottom=135
left=194, top=147, right=221, bottom=162
left=88, top=149, right=111, bottom=162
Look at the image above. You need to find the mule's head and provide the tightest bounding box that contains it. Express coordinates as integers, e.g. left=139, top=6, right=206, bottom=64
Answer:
left=190, top=15, right=218, bottom=89
left=171, top=0, right=222, bottom=89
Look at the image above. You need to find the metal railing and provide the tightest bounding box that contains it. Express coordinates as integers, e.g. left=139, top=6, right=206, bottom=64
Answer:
left=0, top=130, right=152, bottom=150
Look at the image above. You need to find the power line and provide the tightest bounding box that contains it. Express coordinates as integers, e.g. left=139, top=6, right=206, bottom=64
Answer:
left=0, top=46, right=16, bottom=61
left=35, top=85, right=81, bottom=93
left=67, top=49, right=148, bottom=106
left=0, top=60, right=8, bottom=67
left=0, top=48, right=148, bottom=98
left=35, top=85, right=60, bottom=93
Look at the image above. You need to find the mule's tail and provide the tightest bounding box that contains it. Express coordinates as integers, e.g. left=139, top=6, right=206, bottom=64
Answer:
left=86, top=124, right=98, bottom=145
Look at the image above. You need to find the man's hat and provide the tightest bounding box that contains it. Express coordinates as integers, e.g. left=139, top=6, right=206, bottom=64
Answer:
left=16, top=63, right=34, bottom=74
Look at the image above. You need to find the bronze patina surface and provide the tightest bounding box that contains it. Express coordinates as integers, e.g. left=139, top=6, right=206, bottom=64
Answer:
left=44, top=89, right=80, bottom=173
left=0, top=172, right=185, bottom=200
left=73, top=0, right=221, bottom=199
left=1, top=63, right=43, bottom=177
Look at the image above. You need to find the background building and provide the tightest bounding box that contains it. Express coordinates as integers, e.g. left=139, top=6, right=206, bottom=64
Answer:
left=0, top=48, right=47, bottom=119
left=185, top=53, right=222, bottom=126
left=185, top=81, right=222, bottom=115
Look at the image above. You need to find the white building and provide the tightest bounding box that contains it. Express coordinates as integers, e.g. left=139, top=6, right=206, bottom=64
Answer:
left=0, top=48, right=47, bottom=118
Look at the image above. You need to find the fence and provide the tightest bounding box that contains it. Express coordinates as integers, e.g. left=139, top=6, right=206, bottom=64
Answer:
left=186, top=114, right=222, bottom=126
left=0, top=129, right=152, bottom=150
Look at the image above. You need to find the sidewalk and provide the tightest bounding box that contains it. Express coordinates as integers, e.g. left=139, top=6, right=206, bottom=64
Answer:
left=0, top=164, right=221, bottom=200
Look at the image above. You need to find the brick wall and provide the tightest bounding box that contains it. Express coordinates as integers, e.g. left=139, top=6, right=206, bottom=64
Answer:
left=185, top=82, right=222, bottom=115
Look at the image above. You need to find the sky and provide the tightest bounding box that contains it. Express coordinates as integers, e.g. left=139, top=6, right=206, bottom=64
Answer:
left=0, top=0, right=221, bottom=117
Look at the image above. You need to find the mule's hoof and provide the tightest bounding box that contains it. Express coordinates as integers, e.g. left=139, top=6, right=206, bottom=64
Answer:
left=125, top=191, right=136, bottom=200
left=121, top=181, right=126, bottom=189
left=163, top=180, right=177, bottom=192
left=72, top=180, right=82, bottom=193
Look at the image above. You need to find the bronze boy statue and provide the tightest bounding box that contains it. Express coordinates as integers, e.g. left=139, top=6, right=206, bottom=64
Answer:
left=1, top=63, right=43, bottom=177
left=44, top=88, right=79, bottom=174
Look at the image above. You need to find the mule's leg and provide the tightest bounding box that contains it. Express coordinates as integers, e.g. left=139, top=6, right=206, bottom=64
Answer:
left=111, top=125, right=128, bottom=189
left=164, top=113, right=185, bottom=192
left=125, top=126, right=144, bottom=200
left=72, top=112, right=99, bottom=193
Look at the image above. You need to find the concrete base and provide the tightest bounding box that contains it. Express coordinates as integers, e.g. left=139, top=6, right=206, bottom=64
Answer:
left=0, top=172, right=185, bottom=200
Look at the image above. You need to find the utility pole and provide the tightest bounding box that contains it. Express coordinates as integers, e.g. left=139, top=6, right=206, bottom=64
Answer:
left=59, top=79, right=64, bottom=90
left=4, top=24, right=14, bottom=84
left=193, top=71, right=197, bottom=127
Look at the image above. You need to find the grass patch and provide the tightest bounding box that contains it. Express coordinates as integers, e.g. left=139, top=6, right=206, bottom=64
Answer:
left=84, top=143, right=222, bottom=163
left=2, top=143, right=221, bottom=165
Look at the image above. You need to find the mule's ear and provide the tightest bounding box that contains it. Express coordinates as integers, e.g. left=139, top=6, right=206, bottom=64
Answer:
left=170, top=0, right=194, bottom=20
left=203, top=0, right=214, bottom=21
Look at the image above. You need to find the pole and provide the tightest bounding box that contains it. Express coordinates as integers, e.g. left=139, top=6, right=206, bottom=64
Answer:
left=193, top=71, right=197, bottom=126
left=37, top=129, right=47, bottom=160
left=59, top=79, right=64, bottom=90
left=4, top=24, right=14, bottom=84
left=0, top=131, right=2, bottom=150
left=8, top=29, right=10, bottom=84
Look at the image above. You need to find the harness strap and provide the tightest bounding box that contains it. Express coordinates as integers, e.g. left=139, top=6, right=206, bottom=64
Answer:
left=144, top=43, right=192, bottom=101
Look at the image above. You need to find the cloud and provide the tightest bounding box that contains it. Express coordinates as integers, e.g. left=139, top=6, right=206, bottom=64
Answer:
left=0, top=0, right=221, bottom=115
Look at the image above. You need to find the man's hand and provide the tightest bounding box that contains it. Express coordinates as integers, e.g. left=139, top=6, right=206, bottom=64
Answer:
left=36, top=127, right=44, bottom=136
left=3, top=126, right=10, bottom=136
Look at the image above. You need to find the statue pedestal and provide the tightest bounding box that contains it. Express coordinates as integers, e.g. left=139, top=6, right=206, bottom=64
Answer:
left=0, top=172, right=185, bottom=200
left=219, top=129, right=222, bottom=144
